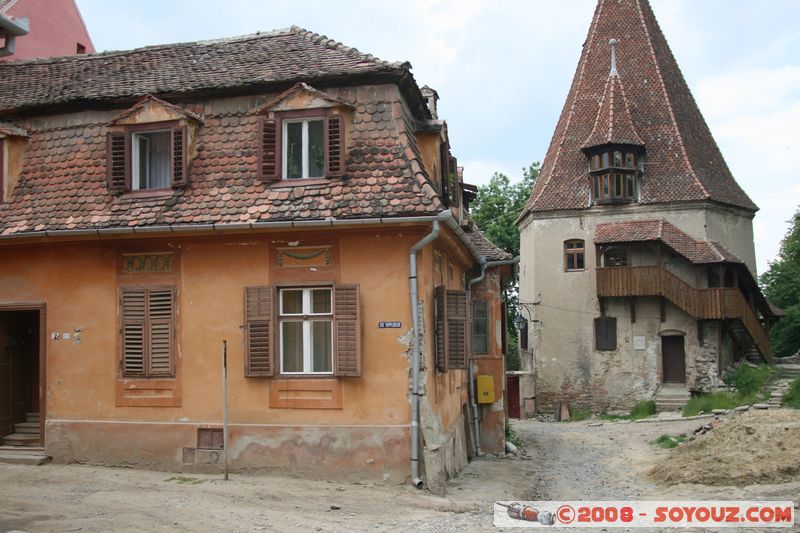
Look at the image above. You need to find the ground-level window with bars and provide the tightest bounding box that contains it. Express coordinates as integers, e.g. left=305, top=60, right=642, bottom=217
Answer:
left=244, top=284, right=361, bottom=378
left=120, top=286, right=176, bottom=378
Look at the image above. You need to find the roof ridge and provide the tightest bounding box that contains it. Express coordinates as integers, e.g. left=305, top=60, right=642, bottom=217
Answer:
left=0, top=28, right=299, bottom=66
left=289, top=26, right=407, bottom=69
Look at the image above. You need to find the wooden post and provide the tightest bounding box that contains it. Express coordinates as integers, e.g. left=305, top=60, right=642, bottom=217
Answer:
left=222, top=340, right=229, bottom=481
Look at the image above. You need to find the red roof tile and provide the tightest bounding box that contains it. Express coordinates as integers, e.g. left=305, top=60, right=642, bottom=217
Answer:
left=523, top=0, right=757, bottom=217
left=594, top=219, right=742, bottom=264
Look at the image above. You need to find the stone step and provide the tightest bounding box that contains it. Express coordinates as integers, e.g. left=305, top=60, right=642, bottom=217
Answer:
left=13, top=422, right=40, bottom=434
left=2, top=433, right=40, bottom=446
left=0, top=447, right=49, bottom=465
left=25, top=412, right=40, bottom=421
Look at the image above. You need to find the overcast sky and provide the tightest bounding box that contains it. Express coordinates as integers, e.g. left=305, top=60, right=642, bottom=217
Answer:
left=75, top=0, right=800, bottom=274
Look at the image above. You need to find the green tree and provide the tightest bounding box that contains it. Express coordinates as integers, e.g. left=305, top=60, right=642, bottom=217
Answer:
left=760, top=208, right=800, bottom=357
left=471, top=162, right=540, bottom=370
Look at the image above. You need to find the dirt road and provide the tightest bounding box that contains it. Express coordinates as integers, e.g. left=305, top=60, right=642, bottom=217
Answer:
left=2, top=415, right=798, bottom=532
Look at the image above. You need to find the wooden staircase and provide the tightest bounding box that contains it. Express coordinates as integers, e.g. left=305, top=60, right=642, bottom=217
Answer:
left=2, top=411, right=41, bottom=447
left=597, top=266, right=772, bottom=362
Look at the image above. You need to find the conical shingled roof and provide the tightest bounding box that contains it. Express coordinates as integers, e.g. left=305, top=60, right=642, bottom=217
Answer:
left=522, top=0, right=757, bottom=217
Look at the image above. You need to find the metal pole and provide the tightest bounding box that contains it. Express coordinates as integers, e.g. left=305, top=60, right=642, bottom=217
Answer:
left=222, top=340, right=229, bottom=481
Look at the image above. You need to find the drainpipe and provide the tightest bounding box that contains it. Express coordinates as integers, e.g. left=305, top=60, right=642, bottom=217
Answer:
left=0, top=14, right=29, bottom=57
left=466, top=256, right=520, bottom=456
left=408, top=210, right=452, bottom=489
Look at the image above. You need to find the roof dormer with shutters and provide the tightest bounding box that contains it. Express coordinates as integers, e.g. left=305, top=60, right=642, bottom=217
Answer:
left=0, top=120, right=29, bottom=205
left=106, top=95, right=203, bottom=197
left=582, top=39, right=645, bottom=206
left=255, top=82, right=353, bottom=186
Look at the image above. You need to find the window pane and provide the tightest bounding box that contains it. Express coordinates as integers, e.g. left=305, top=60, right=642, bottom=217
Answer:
left=308, top=120, right=325, bottom=178
left=615, top=174, right=623, bottom=197
left=311, top=321, right=332, bottom=372
left=602, top=152, right=609, bottom=167
left=613, top=151, right=622, bottom=167
left=281, top=322, right=303, bottom=372
left=577, top=253, right=585, bottom=270
left=593, top=176, right=599, bottom=199
left=567, top=254, right=575, bottom=270
left=281, top=290, right=303, bottom=315
left=603, top=175, right=609, bottom=196
left=626, top=175, right=635, bottom=198
left=311, top=289, right=331, bottom=314
left=286, top=122, right=303, bottom=179
left=625, top=153, right=635, bottom=168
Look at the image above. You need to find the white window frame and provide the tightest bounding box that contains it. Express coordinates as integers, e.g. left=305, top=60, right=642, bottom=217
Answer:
left=282, top=118, right=325, bottom=179
left=131, top=129, right=171, bottom=190
left=278, top=287, right=333, bottom=375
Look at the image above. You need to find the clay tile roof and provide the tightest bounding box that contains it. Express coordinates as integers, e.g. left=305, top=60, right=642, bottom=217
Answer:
left=466, top=228, right=512, bottom=261
left=594, top=219, right=743, bottom=265
left=582, top=74, right=644, bottom=149
left=0, top=120, right=28, bottom=137
left=0, top=26, right=408, bottom=114
left=522, top=0, right=757, bottom=217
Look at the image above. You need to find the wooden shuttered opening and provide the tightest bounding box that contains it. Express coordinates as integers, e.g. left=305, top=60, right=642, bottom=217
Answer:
left=171, top=125, right=187, bottom=187
left=107, top=131, right=128, bottom=192
left=595, top=317, right=617, bottom=351
left=434, top=286, right=468, bottom=371
left=121, top=287, right=175, bottom=377
left=326, top=114, right=344, bottom=177
left=257, top=116, right=279, bottom=182
left=334, top=284, right=360, bottom=376
left=244, top=286, right=274, bottom=377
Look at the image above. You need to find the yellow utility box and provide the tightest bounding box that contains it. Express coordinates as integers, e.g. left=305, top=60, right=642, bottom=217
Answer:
left=476, top=375, right=495, bottom=404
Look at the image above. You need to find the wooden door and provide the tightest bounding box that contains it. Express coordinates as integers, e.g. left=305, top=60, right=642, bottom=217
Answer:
left=506, top=375, right=520, bottom=419
left=662, top=336, right=686, bottom=383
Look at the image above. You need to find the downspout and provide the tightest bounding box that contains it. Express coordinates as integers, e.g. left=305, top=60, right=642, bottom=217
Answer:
left=409, top=210, right=451, bottom=488
left=0, top=14, right=29, bottom=57
left=466, top=256, right=520, bottom=456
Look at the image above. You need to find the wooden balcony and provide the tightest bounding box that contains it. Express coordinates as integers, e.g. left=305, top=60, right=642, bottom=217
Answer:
left=597, top=266, right=771, bottom=360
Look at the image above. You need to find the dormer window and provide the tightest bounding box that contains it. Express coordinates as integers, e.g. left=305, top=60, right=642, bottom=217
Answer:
left=586, top=147, right=643, bottom=205
left=132, top=130, right=171, bottom=190
left=283, top=118, right=325, bottom=179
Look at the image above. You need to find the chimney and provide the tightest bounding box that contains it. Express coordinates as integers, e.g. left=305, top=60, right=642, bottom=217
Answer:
left=420, top=85, right=439, bottom=119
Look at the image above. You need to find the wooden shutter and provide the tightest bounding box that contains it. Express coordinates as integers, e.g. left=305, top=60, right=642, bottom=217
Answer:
left=434, top=287, right=468, bottom=371
left=595, top=317, right=617, bottom=351
left=244, top=286, right=274, bottom=377
left=334, top=284, right=360, bottom=376
left=121, top=289, right=146, bottom=376
left=446, top=289, right=468, bottom=369
left=171, top=126, right=187, bottom=187
left=107, top=131, right=128, bottom=192
left=257, top=116, right=279, bottom=182
left=326, top=114, right=344, bottom=177
left=148, top=288, right=175, bottom=376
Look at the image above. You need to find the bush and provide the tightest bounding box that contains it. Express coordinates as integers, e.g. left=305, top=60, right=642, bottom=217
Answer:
left=723, top=364, right=772, bottom=396
left=784, top=376, right=800, bottom=409
left=653, top=434, right=687, bottom=449
left=567, top=406, right=592, bottom=422
left=630, top=400, right=657, bottom=419
left=505, top=422, right=523, bottom=448
left=682, top=391, right=758, bottom=417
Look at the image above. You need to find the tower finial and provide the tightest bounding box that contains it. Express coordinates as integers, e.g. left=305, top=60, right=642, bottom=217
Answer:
left=609, top=38, right=619, bottom=77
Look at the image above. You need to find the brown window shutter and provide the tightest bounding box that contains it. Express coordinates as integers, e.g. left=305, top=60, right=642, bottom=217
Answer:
left=107, top=131, right=128, bottom=192
left=435, top=285, right=448, bottom=372
left=244, top=286, right=274, bottom=377
left=148, top=288, right=175, bottom=376
left=121, top=289, right=146, bottom=376
left=334, top=284, right=360, bottom=376
left=257, top=116, right=279, bottom=182
left=171, top=125, right=187, bottom=187
left=446, top=289, right=468, bottom=369
left=326, top=114, right=344, bottom=177
left=595, top=317, right=617, bottom=351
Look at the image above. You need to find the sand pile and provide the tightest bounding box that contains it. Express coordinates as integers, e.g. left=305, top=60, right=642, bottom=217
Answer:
left=651, top=408, right=800, bottom=486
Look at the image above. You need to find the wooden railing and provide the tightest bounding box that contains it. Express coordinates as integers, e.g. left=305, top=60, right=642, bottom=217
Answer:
left=597, top=266, right=771, bottom=359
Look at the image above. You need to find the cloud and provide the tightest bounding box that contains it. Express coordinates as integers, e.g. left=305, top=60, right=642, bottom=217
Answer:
left=695, top=66, right=800, bottom=121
